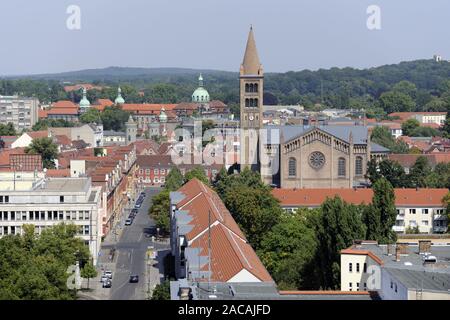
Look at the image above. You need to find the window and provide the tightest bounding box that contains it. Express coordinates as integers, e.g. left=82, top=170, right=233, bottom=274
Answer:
left=410, top=220, right=417, bottom=227
left=410, top=209, right=416, bottom=214
left=349, top=283, right=352, bottom=291
left=60, top=196, right=64, bottom=203
left=363, top=263, right=367, bottom=273
left=356, top=282, right=360, bottom=291
left=422, top=220, right=429, bottom=226
left=160, top=169, right=166, bottom=175
left=338, top=158, right=346, bottom=177
left=288, top=158, right=297, bottom=177
left=422, top=209, right=429, bottom=214
left=363, top=283, right=367, bottom=290
left=349, top=263, right=353, bottom=272
left=355, top=156, right=363, bottom=175
left=146, top=169, right=150, bottom=174
left=356, top=263, right=360, bottom=273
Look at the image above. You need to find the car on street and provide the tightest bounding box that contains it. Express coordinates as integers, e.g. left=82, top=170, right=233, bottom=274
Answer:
left=125, top=218, right=133, bottom=226
left=102, top=279, right=112, bottom=288
left=140, top=192, right=146, bottom=197
left=129, top=275, right=139, bottom=283
left=134, top=203, right=141, bottom=209
left=100, top=275, right=109, bottom=283
left=131, top=209, right=138, bottom=214
left=104, top=271, right=113, bottom=279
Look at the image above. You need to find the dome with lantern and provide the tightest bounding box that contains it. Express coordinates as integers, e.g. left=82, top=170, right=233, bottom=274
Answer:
left=192, top=74, right=210, bottom=103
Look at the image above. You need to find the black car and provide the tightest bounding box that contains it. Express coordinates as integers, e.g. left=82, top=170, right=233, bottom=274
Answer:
left=140, top=192, right=146, bottom=197
left=102, top=279, right=112, bottom=288
left=129, top=275, right=139, bottom=283
left=131, top=209, right=138, bottom=214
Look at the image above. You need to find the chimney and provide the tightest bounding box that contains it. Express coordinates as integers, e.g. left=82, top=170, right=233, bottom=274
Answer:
left=419, top=240, right=431, bottom=255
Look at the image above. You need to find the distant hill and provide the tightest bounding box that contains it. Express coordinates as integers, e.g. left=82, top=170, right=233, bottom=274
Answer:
left=7, top=66, right=237, bottom=83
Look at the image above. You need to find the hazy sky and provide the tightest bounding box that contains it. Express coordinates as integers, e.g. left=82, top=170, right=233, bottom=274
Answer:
left=0, top=0, right=449, bottom=75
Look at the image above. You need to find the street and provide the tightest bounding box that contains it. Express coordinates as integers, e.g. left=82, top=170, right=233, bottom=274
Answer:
left=105, top=187, right=168, bottom=300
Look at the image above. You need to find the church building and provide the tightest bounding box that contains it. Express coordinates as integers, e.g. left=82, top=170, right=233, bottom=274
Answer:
left=238, top=27, right=389, bottom=188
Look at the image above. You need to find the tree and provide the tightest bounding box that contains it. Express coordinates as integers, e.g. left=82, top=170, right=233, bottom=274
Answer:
left=401, top=119, right=420, bottom=136
left=151, top=280, right=171, bottom=300
left=365, top=158, right=409, bottom=188
left=80, top=108, right=102, bottom=124
left=25, top=137, right=58, bottom=169
left=217, top=168, right=282, bottom=249
left=258, top=209, right=318, bottom=289
left=409, top=156, right=432, bottom=188
left=377, top=91, right=415, bottom=114
left=0, top=123, right=17, bottom=136
left=165, top=167, right=184, bottom=191
left=313, top=197, right=366, bottom=289
left=80, top=262, right=97, bottom=290
left=0, top=224, right=91, bottom=300
left=370, top=178, right=397, bottom=243
left=149, top=190, right=170, bottom=234
left=100, top=106, right=130, bottom=131
left=371, top=126, right=409, bottom=153
left=184, top=166, right=209, bottom=185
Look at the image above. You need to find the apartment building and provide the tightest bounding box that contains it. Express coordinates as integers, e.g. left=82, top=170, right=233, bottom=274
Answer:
left=340, top=241, right=450, bottom=300
left=272, top=188, right=449, bottom=234
left=0, top=173, right=102, bottom=264
left=169, top=178, right=273, bottom=283
left=0, top=95, right=39, bottom=131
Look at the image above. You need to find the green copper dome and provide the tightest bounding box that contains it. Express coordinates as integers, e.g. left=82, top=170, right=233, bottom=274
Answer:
left=115, top=86, right=125, bottom=105
left=159, top=107, right=168, bottom=123
left=79, top=87, right=91, bottom=108
left=192, top=74, right=210, bottom=103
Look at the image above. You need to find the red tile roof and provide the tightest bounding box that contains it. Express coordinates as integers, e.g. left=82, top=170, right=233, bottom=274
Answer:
left=340, top=248, right=384, bottom=266
left=52, top=100, right=77, bottom=108
left=175, top=178, right=273, bottom=283
left=121, top=104, right=177, bottom=114
left=28, top=131, right=49, bottom=139
left=38, top=109, right=48, bottom=119
left=46, top=107, right=79, bottom=115
left=389, top=153, right=450, bottom=167
left=272, top=188, right=449, bottom=207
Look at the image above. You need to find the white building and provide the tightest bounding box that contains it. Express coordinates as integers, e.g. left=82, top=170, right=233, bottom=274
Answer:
left=272, top=188, right=449, bottom=234
left=0, top=173, right=102, bottom=264
left=0, top=95, right=39, bottom=131
left=340, top=241, right=450, bottom=300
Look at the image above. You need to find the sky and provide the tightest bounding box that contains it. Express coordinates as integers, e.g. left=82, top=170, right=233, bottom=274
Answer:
left=0, top=0, right=449, bottom=75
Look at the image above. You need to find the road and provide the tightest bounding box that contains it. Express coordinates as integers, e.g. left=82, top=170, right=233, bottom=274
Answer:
left=109, top=187, right=165, bottom=300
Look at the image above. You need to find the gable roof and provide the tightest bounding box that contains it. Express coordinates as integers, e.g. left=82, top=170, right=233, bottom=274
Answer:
left=272, top=188, right=448, bottom=208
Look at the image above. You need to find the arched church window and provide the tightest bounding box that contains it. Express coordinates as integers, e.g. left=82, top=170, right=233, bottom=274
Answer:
left=338, top=158, right=346, bottom=177
left=245, top=84, right=250, bottom=92
left=355, top=156, right=363, bottom=176
left=254, top=83, right=258, bottom=92
left=288, top=157, right=297, bottom=177
left=249, top=84, right=254, bottom=92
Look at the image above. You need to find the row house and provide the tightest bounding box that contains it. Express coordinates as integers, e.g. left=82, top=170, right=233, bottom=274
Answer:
left=272, top=188, right=449, bottom=234
left=136, top=155, right=222, bottom=187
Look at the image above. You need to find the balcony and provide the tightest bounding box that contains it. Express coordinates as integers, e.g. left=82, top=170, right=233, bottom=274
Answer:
left=396, top=214, right=405, bottom=221
left=433, top=226, right=448, bottom=233
left=393, top=225, right=405, bottom=233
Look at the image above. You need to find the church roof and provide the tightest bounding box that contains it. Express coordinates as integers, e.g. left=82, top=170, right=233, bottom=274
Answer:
left=263, top=125, right=389, bottom=153
left=241, top=27, right=262, bottom=76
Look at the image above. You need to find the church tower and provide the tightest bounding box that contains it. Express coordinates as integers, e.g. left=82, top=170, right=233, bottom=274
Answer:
left=240, top=26, right=264, bottom=170
left=125, top=115, right=137, bottom=145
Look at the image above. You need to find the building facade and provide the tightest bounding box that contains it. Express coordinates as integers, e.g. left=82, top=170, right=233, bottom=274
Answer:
left=0, top=174, right=102, bottom=264
left=0, top=95, right=39, bottom=131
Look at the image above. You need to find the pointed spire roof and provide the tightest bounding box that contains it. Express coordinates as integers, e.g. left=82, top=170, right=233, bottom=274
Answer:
left=241, top=26, right=262, bottom=76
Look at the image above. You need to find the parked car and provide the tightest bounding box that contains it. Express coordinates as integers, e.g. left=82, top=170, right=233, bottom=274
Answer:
left=134, top=204, right=141, bottom=209
left=129, top=275, right=139, bottom=283
left=103, top=271, right=113, bottom=279
left=140, top=192, right=146, bottom=197
left=100, top=275, right=109, bottom=283
left=102, top=279, right=112, bottom=288
left=125, top=219, right=133, bottom=226
left=131, top=209, right=138, bottom=214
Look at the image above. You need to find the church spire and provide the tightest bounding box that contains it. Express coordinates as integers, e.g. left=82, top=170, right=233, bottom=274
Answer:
left=241, top=26, right=262, bottom=76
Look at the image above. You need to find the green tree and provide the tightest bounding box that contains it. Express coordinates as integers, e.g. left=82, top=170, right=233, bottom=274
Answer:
left=370, top=178, right=397, bottom=243
left=401, top=118, right=420, bottom=136
left=165, top=167, right=184, bottom=191
left=149, top=190, right=170, bottom=234
left=151, top=279, right=171, bottom=300
left=80, top=108, right=102, bottom=124
left=409, top=156, right=432, bottom=188
left=184, top=166, right=209, bottom=185
left=80, top=262, right=98, bottom=290
left=0, top=123, right=17, bottom=136
left=258, top=209, right=318, bottom=290
left=25, top=137, right=58, bottom=169
left=365, top=158, right=409, bottom=187
left=313, top=197, right=366, bottom=289
left=101, top=106, right=130, bottom=131
left=371, top=126, right=409, bottom=153
left=217, top=168, right=282, bottom=249
left=377, top=91, right=415, bottom=114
